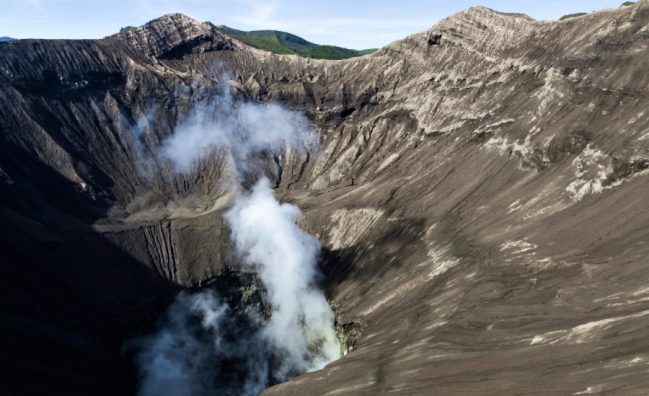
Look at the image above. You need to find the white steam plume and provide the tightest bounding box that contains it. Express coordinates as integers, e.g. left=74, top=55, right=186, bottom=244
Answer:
left=133, top=292, right=228, bottom=396
left=130, top=81, right=340, bottom=395
left=132, top=289, right=270, bottom=396
left=225, top=177, right=340, bottom=377
left=159, top=90, right=317, bottom=176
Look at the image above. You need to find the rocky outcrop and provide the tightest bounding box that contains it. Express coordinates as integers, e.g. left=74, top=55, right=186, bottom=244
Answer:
left=2, top=2, right=649, bottom=394
left=112, top=13, right=242, bottom=58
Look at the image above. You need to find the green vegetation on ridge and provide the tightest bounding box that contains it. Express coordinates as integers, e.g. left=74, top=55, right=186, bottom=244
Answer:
left=206, top=22, right=376, bottom=60
left=560, top=2, right=635, bottom=21
left=559, top=12, right=588, bottom=20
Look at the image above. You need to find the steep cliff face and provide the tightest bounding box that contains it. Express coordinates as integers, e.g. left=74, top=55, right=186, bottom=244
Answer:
left=2, top=2, right=649, bottom=394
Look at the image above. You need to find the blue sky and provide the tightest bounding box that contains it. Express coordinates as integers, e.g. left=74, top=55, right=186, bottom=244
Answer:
left=0, top=0, right=632, bottom=49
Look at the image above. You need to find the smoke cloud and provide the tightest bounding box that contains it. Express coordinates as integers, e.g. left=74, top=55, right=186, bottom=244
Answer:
left=129, top=81, right=340, bottom=395
left=131, top=287, right=272, bottom=396
left=159, top=86, right=317, bottom=176
left=225, top=178, right=340, bottom=377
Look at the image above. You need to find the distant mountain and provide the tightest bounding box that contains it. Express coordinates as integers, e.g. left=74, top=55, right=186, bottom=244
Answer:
left=206, top=23, right=376, bottom=60
left=0, top=37, right=15, bottom=42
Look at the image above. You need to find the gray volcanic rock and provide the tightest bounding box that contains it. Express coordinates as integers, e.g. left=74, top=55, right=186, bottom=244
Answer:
left=112, top=13, right=243, bottom=58
left=2, top=2, right=649, bottom=394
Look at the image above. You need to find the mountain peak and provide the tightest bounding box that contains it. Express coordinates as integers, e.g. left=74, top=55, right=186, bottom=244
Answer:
left=149, top=12, right=203, bottom=26
left=432, top=6, right=536, bottom=50
left=110, top=13, right=239, bottom=58
left=461, top=6, right=535, bottom=21
left=384, top=5, right=537, bottom=56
